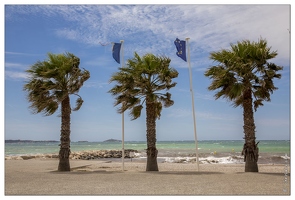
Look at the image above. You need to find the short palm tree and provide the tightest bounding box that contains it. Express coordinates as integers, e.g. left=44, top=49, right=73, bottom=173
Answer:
left=204, top=39, right=283, bottom=172
left=23, top=52, right=90, bottom=171
left=109, top=52, right=178, bottom=171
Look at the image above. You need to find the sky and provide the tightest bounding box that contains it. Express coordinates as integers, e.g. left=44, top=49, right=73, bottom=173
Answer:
left=2, top=1, right=292, bottom=142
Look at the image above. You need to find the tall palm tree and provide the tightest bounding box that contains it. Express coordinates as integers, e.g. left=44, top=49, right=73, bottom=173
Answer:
left=204, top=39, right=283, bottom=172
left=109, top=52, right=178, bottom=171
left=23, top=52, right=90, bottom=171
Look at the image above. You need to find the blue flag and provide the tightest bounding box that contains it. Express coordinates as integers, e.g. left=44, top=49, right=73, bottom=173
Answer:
left=112, top=43, right=121, bottom=64
left=174, top=38, right=187, bottom=62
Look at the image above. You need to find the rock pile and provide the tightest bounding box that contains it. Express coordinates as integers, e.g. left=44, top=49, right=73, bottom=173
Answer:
left=70, top=149, right=139, bottom=160
left=5, top=149, right=139, bottom=160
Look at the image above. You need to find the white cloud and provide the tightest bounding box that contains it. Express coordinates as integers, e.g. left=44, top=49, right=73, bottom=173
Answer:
left=84, top=81, right=108, bottom=89
left=167, top=108, right=192, bottom=118
left=194, top=92, right=215, bottom=101
left=6, top=5, right=289, bottom=66
left=5, top=62, right=26, bottom=69
left=197, top=111, right=237, bottom=121
left=256, top=118, right=290, bottom=127
left=5, top=62, right=30, bottom=80
left=5, top=70, right=29, bottom=80
left=167, top=107, right=237, bottom=121
left=5, top=51, right=42, bottom=56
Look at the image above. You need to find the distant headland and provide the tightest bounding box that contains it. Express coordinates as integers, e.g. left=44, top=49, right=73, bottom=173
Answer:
left=103, top=139, right=122, bottom=142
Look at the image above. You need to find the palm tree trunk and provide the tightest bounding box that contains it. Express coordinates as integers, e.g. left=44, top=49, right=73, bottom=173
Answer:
left=145, top=101, right=159, bottom=171
left=242, top=89, right=259, bottom=172
left=58, top=95, right=71, bottom=171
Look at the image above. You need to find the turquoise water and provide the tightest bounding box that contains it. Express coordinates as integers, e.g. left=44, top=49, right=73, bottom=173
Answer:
left=5, top=140, right=290, bottom=156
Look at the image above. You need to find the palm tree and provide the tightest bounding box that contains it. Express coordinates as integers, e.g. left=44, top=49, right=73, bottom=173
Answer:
left=109, top=52, right=178, bottom=171
left=204, top=39, right=283, bottom=172
left=23, top=52, right=90, bottom=171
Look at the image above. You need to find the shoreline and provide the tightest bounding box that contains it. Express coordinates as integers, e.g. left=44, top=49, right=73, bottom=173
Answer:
left=5, top=158, right=291, bottom=195
left=5, top=149, right=290, bottom=165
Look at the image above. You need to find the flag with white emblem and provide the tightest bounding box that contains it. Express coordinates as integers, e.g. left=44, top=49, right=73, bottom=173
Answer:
left=174, top=38, right=187, bottom=62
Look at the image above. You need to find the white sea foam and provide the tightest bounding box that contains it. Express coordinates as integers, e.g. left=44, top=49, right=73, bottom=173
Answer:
left=133, top=152, right=142, bottom=157
left=163, top=155, right=244, bottom=164
left=280, top=154, right=290, bottom=160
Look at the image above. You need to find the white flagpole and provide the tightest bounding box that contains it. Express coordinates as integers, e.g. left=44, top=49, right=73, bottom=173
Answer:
left=185, top=38, right=199, bottom=171
left=120, top=40, right=125, bottom=171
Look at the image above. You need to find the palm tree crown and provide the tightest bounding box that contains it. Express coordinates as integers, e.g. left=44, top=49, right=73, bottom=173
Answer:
left=109, top=52, right=178, bottom=120
left=24, top=52, right=90, bottom=115
left=205, top=39, right=282, bottom=111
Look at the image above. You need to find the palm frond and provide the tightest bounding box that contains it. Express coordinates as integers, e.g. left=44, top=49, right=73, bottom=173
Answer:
left=129, top=105, right=143, bottom=120
left=72, top=95, right=84, bottom=111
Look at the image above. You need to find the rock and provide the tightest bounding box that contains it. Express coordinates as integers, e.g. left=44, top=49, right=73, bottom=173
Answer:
left=52, top=154, right=59, bottom=158
left=20, top=155, right=35, bottom=160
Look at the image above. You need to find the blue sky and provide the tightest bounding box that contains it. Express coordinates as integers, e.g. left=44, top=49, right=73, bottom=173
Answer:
left=3, top=2, right=291, bottom=142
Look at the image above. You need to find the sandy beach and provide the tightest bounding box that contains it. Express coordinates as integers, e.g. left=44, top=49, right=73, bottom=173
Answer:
left=4, top=158, right=290, bottom=196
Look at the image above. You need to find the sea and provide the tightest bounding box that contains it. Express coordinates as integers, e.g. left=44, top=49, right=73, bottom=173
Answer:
left=5, top=140, right=290, bottom=164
